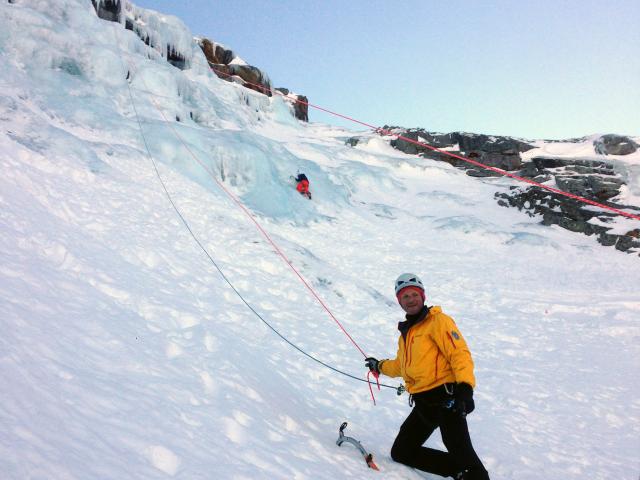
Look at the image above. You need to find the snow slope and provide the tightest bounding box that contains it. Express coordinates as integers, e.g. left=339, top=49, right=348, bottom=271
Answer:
left=1, top=1, right=639, bottom=479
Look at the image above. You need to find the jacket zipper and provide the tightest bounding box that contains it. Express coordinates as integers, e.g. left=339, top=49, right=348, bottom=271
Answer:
left=404, top=330, right=413, bottom=371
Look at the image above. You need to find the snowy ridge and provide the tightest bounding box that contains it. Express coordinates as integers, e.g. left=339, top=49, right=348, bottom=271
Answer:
left=1, top=1, right=639, bottom=480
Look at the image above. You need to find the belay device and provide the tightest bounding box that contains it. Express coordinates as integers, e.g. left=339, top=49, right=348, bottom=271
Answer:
left=336, top=422, right=379, bottom=471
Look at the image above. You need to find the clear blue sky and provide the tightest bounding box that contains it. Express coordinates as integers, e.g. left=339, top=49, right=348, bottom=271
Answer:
left=133, top=0, right=639, bottom=139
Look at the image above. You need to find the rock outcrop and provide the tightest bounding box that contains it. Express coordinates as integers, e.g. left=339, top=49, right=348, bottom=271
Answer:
left=274, top=88, right=309, bottom=122
left=380, top=127, right=640, bottom=255
left=495, top=157, right=639, bottom=253
left=197, top=39, right=310, bottom=122
left=91, top=0, right=190, bottom=70
left=386, top=127, right=534, bottom=177
left=496, top=185, right=640, bottom=252
left=90, top=5, right=309, bottom=122
left=593, top=134, right=638, bottom=156
left=198, top=38, right=272, bottom=97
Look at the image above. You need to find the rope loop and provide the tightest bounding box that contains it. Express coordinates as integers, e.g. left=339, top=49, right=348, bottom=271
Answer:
left=367, top=370, right=381, bottom=405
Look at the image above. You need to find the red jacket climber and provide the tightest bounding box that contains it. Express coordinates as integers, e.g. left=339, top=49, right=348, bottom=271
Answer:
left=295, top=173, right=312, bottom=199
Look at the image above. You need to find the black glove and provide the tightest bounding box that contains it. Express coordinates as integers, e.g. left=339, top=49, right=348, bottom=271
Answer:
left=364, top=357, right=381, bottom=375
left=453, top=382, right=475, bottom=416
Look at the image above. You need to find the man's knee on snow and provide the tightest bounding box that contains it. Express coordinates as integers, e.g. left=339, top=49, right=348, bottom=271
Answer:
left=390, top=442, right=414, bottom=464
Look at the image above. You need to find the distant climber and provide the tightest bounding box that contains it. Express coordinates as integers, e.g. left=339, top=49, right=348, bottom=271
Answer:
left=294, top=173, right=312, bottom=199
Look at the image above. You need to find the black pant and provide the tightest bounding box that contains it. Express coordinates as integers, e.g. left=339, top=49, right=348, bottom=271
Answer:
left=390, top=389, right=489, bottom=479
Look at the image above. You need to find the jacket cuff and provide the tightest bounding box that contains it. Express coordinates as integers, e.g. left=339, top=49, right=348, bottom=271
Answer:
left=377, top=359, right=387, bottom=374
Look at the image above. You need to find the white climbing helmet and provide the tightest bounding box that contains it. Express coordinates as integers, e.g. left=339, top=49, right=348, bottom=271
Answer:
left=394, top=273, right=424, bottom=295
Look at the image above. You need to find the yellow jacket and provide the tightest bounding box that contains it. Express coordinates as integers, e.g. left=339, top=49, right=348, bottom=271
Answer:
left=379, top=306, right=476, bottom=394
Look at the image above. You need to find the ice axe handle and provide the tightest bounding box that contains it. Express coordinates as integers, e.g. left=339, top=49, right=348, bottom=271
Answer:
left=336, top=422, right=347, bottom=446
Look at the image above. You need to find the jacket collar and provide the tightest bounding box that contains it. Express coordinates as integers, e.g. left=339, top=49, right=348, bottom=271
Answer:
left=398, top=305, right=431, bottom=340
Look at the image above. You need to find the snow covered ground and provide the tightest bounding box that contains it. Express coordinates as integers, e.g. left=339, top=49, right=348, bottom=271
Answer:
left=1, top=1, right=639, bottom=479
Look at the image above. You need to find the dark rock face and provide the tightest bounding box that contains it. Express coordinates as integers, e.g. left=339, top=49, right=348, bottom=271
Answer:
left=593, top=134, right=638, bottom=155
left=494, top=157, right=639, bottom=254
left=495, top=187, right=640, bottom=253
left=198, top=38, right=272, bottom=97
left=91, top=0, right=122, bottom=23
left=478, top=150, right=523, bottom=172
left=525, top=157, right=623, bottom=201
left=200, top=40, right=235, bottom=65
left=456, top=133, right=534, bottom=154
left=166, top=45, right=186, bottom=70
left=198, top=38, right=308, bottom=121
left=275, top=89, right=309, bottom=122
left=293, top=95, right=309, bottom=122
left=388, top=127, right=533, bottom=176
left=388, top=129, right=455, bottom=155
left=93, top=2, right=189, bottom=70
left=385, top=127, right=639, bottom=255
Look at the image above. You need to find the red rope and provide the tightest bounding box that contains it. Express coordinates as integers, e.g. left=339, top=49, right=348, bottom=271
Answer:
left=131, top=68, right=369, bottom=360
left=367, top=370, right=381, bottom=406
left=112, top=28, right=380, bottom=404
left=209, top=65, right=640, bottom=222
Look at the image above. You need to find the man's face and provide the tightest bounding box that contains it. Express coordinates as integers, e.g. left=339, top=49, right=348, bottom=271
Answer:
left=398, top=289, right=424, bottom=315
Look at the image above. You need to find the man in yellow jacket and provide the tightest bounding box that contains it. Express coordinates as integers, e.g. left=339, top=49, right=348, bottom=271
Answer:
left=365, top=273, right=489, bottom=480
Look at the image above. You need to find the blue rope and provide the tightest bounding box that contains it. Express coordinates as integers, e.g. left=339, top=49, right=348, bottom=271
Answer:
left=113, top=25, right=400, bottom=392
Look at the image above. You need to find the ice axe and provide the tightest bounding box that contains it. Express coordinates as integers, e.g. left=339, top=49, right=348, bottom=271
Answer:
left=336, top=422, right=379, bottom=471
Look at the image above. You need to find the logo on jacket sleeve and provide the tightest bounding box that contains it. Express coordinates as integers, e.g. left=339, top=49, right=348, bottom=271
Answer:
left=451, top=331, right=460, bottom=340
